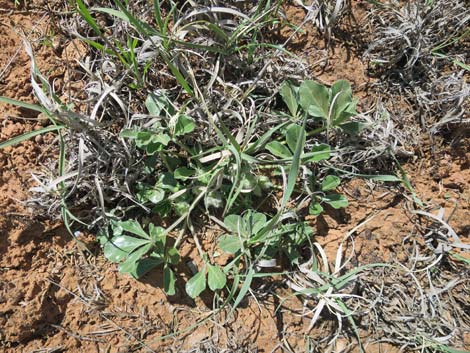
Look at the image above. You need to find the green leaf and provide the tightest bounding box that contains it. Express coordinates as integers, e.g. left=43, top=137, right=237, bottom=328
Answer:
left=205, top=191, right=224, bottom=209
left=174, top=201, right=190, bottom=216
left=330, top=80, right=352, bottom=121
left=309, top=202, right=324, bottom=215
left=244, top=211, right=267, bottom=236
left=323, top=194, right=349, bottom=209
left=207, top=265, right=227, bottom=291
left=339, top=122, right=366, bottom=135
left=166, top=247, right=180, bottom=265
left=321, top=175, right=341, bottom=191
left=103, top=235, right=149, bottom=262
left=280, top=81, right=298, bottom=117
left=282, top=113, right=307, bottom=208
left=145, top=93, right=167, bottom=116
left=167, top=61, right=194, bottom=96
left=174, top=167, right=195, bottom=180
left=151, top=133, right=171, bottom=146
left=286, top=124, right=304, bottom=153
left=265, top=141, right=292, bottom=159
left=240, top=172, right=257, bottom=192
left=117, top=220, right=150, bottom=239
left=185, top=269, right=207, bottom=298
left=223, top=215, right=242, bottom=234
left=304, top=144, right=331, bottom=162
left=230, top=267, right=254, bottom=314
left=335, top=98, right=358, bottom=125
left=140, top=187, right=165, bottom=204
left=120, top=129, right=139, bottom=139
left=0, top=125, right=64, bottom=149
left=145, top=142, right=165, bottom=155
left=308, top=105, right=327, bottom=118
left=331, top=80, right=352, bottom=99
left=93, top=7, right=131, bottom=23
left=299, top=80, right=329, bottom=118
left=130, top=256, right=164, bottom=278
left=158, top=172, right=178, bottom=189
left=163, top=265, right=176, bottom=295
left=148, top=224, right=165, bottom=244
left=153, top=200, right=172, bottom=218
left=135, top=131, right=152, bottom=147
left=118, top=243, right=155, bottom=277
left=244, top=121, right=289, bottom=154
left=218, top=234, right=242, bottom=254
left=174, top=115, right=195, bottom=136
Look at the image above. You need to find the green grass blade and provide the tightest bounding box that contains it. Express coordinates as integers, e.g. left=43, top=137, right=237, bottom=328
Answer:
left=76, top=0, right=102, bottom=35
left=167, top=61, right=194, bottom=96
left=228, top=266, right=254, bottom=318
left=218, top=122, right=242, bottom=215
left=0, top=96, right=46, bottom=113
left=336, top=299, right=364, bottom=353
left=153, top=0, right=164, bottom=32
left=244, top=121, right=290, bottom=154
left=282, top=114, right=307, bottom=207
left=0, top=125, right=64, bottom=149
left=107, top=1, right=157, bottom=36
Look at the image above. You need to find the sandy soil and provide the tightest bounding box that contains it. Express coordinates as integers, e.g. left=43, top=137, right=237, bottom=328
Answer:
left=0, top=2, right=469, bottom=352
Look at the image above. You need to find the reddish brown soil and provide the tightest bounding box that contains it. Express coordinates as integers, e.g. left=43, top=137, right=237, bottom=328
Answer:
left=1, top=2, right=469, bottom=353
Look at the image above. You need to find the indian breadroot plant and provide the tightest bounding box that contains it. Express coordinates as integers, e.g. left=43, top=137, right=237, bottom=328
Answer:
left=0, top=0, right=398, bottom=304
left=2, top=1, right=470, bottom=352
left=95, top=78, right=361, bottom=297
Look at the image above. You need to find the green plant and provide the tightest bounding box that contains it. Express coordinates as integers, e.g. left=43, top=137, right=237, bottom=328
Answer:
left=1, top=76, right=359, bottom=301
left=98, top=220, right=179, bottom=294
left=1, top=0, right=363, bottom=303
left=80, top=76, right=359, bottom=301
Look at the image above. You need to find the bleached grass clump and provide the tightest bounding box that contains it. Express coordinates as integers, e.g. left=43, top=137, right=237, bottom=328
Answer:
left=365, top=0, right=469, bottom=133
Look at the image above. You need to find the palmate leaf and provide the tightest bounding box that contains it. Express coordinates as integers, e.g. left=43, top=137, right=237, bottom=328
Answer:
left=103, top=235, right=150, bottom=262
left=304, top=144, right=331, bottom=162
left=165, top=247, right=180, bottom=265
left=116, top=220, right=150, bottom=239
left=128, top=257, right=165, bottom=279
left=145, top=93, right=168, bottom=116
left=148, top=224, right=166, bottom=247
left=223, top=214, right=242, bottom=235
left=174, top=167, right=195, bottom=180
left=118, top=243, right=156, bottom=276
left=340, top=121, right=366, bottom=135
left=138, top=187, right=165, bottom=204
